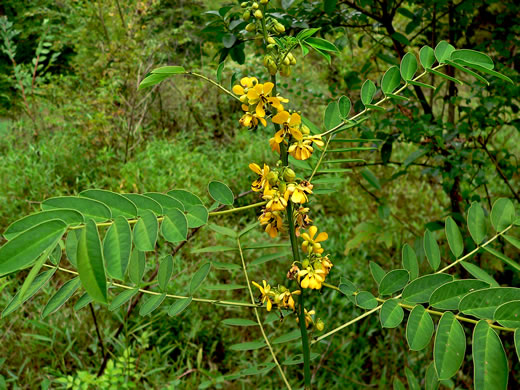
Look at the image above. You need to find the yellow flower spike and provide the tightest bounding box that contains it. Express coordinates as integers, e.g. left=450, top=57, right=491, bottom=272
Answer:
left=301, top=225, right=328, bottom=254
left=272, top=111, right=303, bottom=143
left=249, top=163, right=270, bottom=192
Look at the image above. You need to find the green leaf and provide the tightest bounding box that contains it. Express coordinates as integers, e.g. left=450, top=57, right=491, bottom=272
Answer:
left=460, top=261, right=499, bottom=287
left=221, top=318, right=257, bottom=326
left=444, top=59, right=490, bottom=85
left=503, top=234, right=520, bottom=250
left=402, top=274, right=453, bottom=303
left=324, top=101, right=343, bottom=130
left=186, top=205, right=209, bottom=228
left=361, top=79, right=376, bottom=106
left=19, top=246, right=54, bottom=301
left=230, top=340, right=266, bottom=351
left=356, top=291, right=378, bottom=309
left=430, top=279, right=490, bottom=310
left=400, top=53, right=418, bottom=80
left=494, top=300, right=520, bottom=328
left=122, top=194, right=163, bottom=216
left=380, top=299, right=404, bottom=328
left=2, top=268, right=56, bottom=318
left=434, top=311, right=466, bottom=380
left=408, top=79, right=436, bottom=89
left=109, top=288, right=139, bottom=311
left=445, top=217, right=463, bottom=258
left=66, top=230, right=80, bottom=267
left=208, top=181, right=234, bottom=205
left=128, top=249, right=145, bottom=285
left=386, top=93, right=408, bottom=101
left=138, top=73, right=170, bottom=89
left=434, top=41, right=456, bottom=64
left=338, top=95, right=351, bottom=118
left=191, top=245, right=236, bottom=254
left=74, top=292, right=93, bottom=311
left=379, top=269, right=409, bottom=296
left=208, top=223, right=237, bottom=238
left=161, top=208, right=188, bottom=243
left=77, top=219, right=107, bottom=304
left=339, top=277, right=357, bottom=296
left=450, top=59, right=513, bottom=83
left=515, top=330, right=520, bottom=362
left=423, top=230, right=441, bottom=270
left=190, top=262, right=211, bottom=295
left=468, top=202, right=487, bottom=244
left=3, top=210, right=83, bottom=240
left=158, top=255, right=174, bottom=291
left=272, top=329, right=301, bottom=344
left=151, top=65, right=186, bottom=74
left=472, top=320, right=508, bottom=390
left=0, top=219, right=67, bottom=276
left=304, top=37, right=339, bottom=52
left=133, top=210, right=158, bottom=252
left=240, top=362, right=277, bottom=375
left=103, top=216, right=132, bottom=280
left=459, top=287, right=520, bottom=319
left=490, top=198, right=515, bottom=232
left=216, top=62, right=225, bottom=84
left=324, top=0, right=336, bottom=14
left=393, top=378, right=405, bottom=390
left=369, top=261, right=386, bottom=284
left=405, top=367, right=420, bottom=390
left=427, top=68, right=463, bottom=85
left=406, top=305, right=434, bottom=351
left=483, top=246, right=520, bottom=272
left=204, top=284, right=245, bottom=291
left=139, top=293, right=166, bottom=316
left=391, top=31, right=410, bottom=46
left=249, top=251, right=290, bottom=266
left=381, top=66, right=401, bottom=94
left=361, top=168, right=381, bottom=190
left=402, top=244, right=419, bottom=280
left=144, top=192, right=184, bottom=212
left=80, top=189, right=138, bottom=218
left=167, top=189, right=203, bottom=208
left=425, top=362, right=440, bottom=390
left=168, top=297, right=192, bottom=316
left=419, top=46, right=435, bottom=69
left=41, top=277, right=81, bottom=318
left=42, top=197, right=111, bottom=222
left=450, top=50, right=493, bottom=70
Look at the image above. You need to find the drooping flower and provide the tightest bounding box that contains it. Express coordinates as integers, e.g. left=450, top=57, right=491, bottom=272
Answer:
left=258, top=209, right=284, bottom=238
left=285, top=180, right=313, bottom=204
left=272, top=111, right=303, bottom=143
left=301, top=225, right=328, bottom=254
left=232, top=77, right=259, bottom=103
left=319, top=255, right=333, bottom=276
left=275, top=288, right=301, bottom=311
left=252, top=280, right=274, bottom=311
left=269, top=137, right=280, bottom=154
left=263, top=184, right=288, bottom=211
left=249, top=163, right=270, bottom=192
left=288, top=135, right=324, bottom=160
left=239, top=111, right=267, bottom=128
left=294, top=206, right=312, bottom=236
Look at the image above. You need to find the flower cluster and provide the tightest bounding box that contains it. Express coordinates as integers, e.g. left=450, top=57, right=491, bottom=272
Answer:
left=252, top=280, right=301, bottom=312
left=249, top=163, right=313, bottom=238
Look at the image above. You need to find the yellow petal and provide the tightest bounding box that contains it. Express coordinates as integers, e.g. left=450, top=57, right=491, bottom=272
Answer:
left=315, top=232, right=328, bottom=242
left=290, top=112, right=301, bottom=126
left=272, top=110, right=290, bottom=124
left=233, top=85, right=245, bottom=95
left=267, top=298, right=272, bottom=311
left=308, top=226, right=318, bottom=239
left=256, top=102, right=266, bottom=117
left=263, top=82, right=274, bottom=95
left=249, top=163, right=262, bottom=174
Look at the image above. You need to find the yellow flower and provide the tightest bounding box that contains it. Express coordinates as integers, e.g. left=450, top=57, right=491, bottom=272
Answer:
left=303, top=309, right=315, bottom=327
left=239, top=111, right=267, bottom=128
left=252, top=280, right=274, bottom=311
left=263, top=184, right=287, bottom=211
left=249, top=163, right=270, bottom=192
left=232, top=77, right=259, bottom=102
left=285, top=181, right=313, bottom=204
left=275, top=289, right=301, bottom=310
left=258, top=209, right=284, bottom=238
left=269, top=137, right=280, bottom=154
left=246, top=82, right=287, bottom=117
left=320, top=255, right=333, bottom=276
left=288, top=135, right=324, bottom=160
left=272, top=111, right=303, bottom=143
left=301, top=225, right=328, bottom=254
left=294, top=206, right=312, bottom=236
left=298, top=266, right=326, bottom=289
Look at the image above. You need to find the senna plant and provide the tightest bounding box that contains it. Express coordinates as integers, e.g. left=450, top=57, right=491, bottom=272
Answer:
left=1, top=1, right=518, bottom=388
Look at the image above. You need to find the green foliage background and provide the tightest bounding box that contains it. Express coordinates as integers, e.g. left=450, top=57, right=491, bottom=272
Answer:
left=0, top=0, right=518, bottom=388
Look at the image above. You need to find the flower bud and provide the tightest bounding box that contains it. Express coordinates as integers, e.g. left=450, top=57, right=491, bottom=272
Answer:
left=288, top=52, right=296, bottom=65
left=280, top=64, right=291, bottom=76
left=316, top=319, right=325, bottom=331
left=252, top=2, right=259, bottom=9
left=263, top=55, right=271, bottom=67
left=267, top=36, right=276, bottom=45
left=245, top=23, right=256, bottom=32
left=260, top=0, right=269, bottom=3
left=278, top=181, right=287, bottom=194
left=266, top=171, right=278, bottom=185
left=267, top=58, right=278, bottom=75
left=266, top=44, right=275, bottom=50
left=275, top=22, right=285, bottom=33
left=283, top=56, right=291, bottom=65
left=254, top=9, right=263, bottom=19
left=283, top=168, right=296, bottom=182
left=302, top=259, right=310, bottom=268
left=241, top=2, right=248, bottom=7
left=242, top=11, right=251, bottom=21
left=301, top=125, right=310, bottom=135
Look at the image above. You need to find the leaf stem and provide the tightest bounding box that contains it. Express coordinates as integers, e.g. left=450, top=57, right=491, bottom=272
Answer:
left=236, top=237, right=292, bottom=390
left=186, top=71, right=240, bottom=102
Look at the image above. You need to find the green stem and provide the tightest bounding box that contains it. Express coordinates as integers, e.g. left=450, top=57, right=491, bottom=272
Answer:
left=237, top=238, right=292, bottom=389
left=186, top=71, right=240, bottom=102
